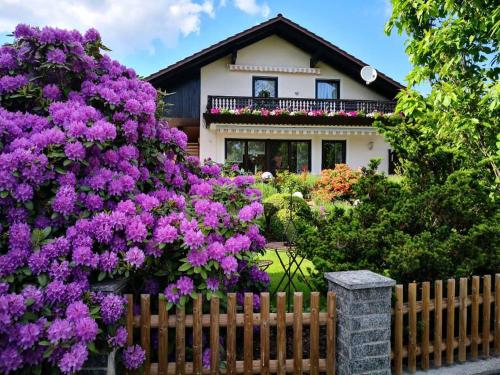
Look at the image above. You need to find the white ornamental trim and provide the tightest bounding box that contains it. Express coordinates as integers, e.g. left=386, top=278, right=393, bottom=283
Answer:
left=213, top=124, right=378, bottom=136
left=228, top=64, right=320, bottom=75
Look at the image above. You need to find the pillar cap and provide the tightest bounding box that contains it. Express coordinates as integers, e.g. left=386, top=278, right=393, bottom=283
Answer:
left=325, top=270, right=395, bottom=290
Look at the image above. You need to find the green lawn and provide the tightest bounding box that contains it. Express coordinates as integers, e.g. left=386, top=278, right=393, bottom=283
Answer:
left=259, top=249, right=316, bottom=299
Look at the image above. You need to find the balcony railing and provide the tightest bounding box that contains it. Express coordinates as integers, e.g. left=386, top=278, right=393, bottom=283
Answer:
left=206, top=95, right=397, bottom=113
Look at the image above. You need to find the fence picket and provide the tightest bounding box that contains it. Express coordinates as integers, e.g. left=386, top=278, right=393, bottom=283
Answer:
left=408, top=283, right=417, bottom=373
left=471, top=276, right=480, bottom=360
left=193, top=295, right=202, bottom=375
left=227, top=293, right=237, bottom=375
left=158, top=294, right=168, bottom=375
left=394, top=285, right=404, bottom=375
left=260, top=293, right=270, bottom=375
left=310, top=292, right=320, bottom=375
left=434, top=280, right=443, bottom=368
left=244, top=293, right=254, bottom=375
left=421, top=282, right=430, bottom=370
left=277, top=293, right=286, bottom=375
left=293, top=293, right=303, bottom=375
left=210, top=297, right=220, bottom=375
left=446, top=279, right=455, bottom=365
left=483, top=275, right=491, bottom=357
left=326, top=292, right=336, bottom=375
left=175, top=305, right=186, bottom=375
left=495, top=274, right=500, bottom=355
left=458, top=278, right=467, bottom=362
left=141, top=294, right=151, bottom=375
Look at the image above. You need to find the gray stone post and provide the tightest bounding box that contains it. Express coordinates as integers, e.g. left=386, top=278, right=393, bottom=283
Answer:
left=81, top=278, right=128, bottom=375
left=325, top=270, right=395, bottom=375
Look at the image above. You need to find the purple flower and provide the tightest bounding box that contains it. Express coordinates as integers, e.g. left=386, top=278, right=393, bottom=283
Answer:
left=221, top=256, right=238, bottom=275
left=187, top=249, right=208, bottom=267
left=13, top=183, right=33, bottom=202
left=202, top=347, right=210, bottom=368
left=42, top=84, right=61, bottom=100
left=66, top=301, right=89, bottom=321
left=123, top=345, right=145, bottom=370
left=154, top=223, right=178, bottom=244
left=206, top=242, right=225, bottom=261
left=164, top=284, right=179, bottom=304
left=100, top=294, right=125, bottom=324
left=124, top=246, right=145, bottom=268
left=18, top=322, right=42, bottom=349
left=238, top=205, right=255, bottom=222
left=206, top=277, right=219, bottom=292
left=184, top=229, right=204, bottom=249
left=74, top=316, right=98, bottom=342
left=47, top=319, right=73, bottom=343
left=108, top=326, right=128, bottom=347
left=64, top=142, right=85, bottom=160
left=125, top=217, right=148, bottom=242
left=47, top=48, right=66, bottom=64
left=176, top=276, right=194, bottom=296
left=52, top=185, right=77, bottom=216
left=0, top=346, right=23, bottom=373
left=58, top=343, right=88, bottom=374
left=99, top=251, right=118, bottom=272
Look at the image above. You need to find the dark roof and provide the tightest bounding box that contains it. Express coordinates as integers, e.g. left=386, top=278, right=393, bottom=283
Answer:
left=146, top=14, right=405, bottom=99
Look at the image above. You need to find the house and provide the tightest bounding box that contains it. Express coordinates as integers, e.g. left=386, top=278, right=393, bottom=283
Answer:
left=146, top=14, right=404, bottom=175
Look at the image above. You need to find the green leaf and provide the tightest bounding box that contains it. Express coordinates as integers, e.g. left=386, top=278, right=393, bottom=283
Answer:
left=37, top=274, right=48, bottom=287
left=97, top=271, right=106, bottom=281
left=178, top=262, right=192, bottom=272
left=87, top=342, right=99, bottom=354
left=0, top=191, right=9, bottom=198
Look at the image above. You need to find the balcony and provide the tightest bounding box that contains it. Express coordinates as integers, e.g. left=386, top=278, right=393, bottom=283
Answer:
left=204, top=95, right=398, bottom=127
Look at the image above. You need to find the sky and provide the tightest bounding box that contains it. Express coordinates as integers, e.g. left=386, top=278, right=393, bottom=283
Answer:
left=0, top=0, right=412, bottom=86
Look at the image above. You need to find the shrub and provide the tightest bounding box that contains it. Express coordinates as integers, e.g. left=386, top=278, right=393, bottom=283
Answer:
left=0, top=25, right=266, bottom=374
left=274, top=171, right=316, bottom=198
left=296, top=160, right=500, bottom=290
left=313, top=164, right=360, bottom=201
left=262, top=193, right=312, bottom=241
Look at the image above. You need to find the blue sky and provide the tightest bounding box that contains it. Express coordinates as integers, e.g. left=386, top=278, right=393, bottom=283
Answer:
left=0, top=0, right=411, bottom=86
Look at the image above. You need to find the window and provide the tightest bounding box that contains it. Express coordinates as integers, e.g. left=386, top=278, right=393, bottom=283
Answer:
left=225, top=139, right=310, bottom=174
left=253, top=77, right=278, bottom=98
left=316, top=80, right=340, bottom=100
left=322, top=140, right=346, bottom=169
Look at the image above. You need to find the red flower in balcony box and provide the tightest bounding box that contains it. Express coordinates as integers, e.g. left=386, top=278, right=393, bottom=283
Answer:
left=210, top=107, right=221, bottom=114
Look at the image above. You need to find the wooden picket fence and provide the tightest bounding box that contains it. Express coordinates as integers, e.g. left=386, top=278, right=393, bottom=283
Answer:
left=126, top=291, right=337, bottom=375
left=392, top=274, right=500, bottom=374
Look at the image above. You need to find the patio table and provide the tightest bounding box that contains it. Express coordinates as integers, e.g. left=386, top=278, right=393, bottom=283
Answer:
left=266, top=241, right=313, bottom=305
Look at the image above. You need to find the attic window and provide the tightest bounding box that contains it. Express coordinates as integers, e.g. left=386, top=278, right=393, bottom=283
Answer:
left=316, top=80, right=340, bottom=99
left=253, top=77, right=277, bottom=98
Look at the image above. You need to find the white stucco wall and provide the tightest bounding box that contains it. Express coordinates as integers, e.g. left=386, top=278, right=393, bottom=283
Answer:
left=199, top=35, right=392, bottom=173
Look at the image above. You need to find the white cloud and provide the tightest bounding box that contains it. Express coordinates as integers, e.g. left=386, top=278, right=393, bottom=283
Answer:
left=0, top=0, right=215, bottom=56
left=233, top=0, right=270, bottom=17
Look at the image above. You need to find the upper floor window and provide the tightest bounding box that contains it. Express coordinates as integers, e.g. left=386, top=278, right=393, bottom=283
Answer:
left=316, top=79, right=340, bottom=99
left=253, top=77, right=277, bottom=98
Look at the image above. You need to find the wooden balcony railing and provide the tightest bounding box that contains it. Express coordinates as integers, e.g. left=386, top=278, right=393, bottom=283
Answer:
left=206, top=95, right=397, bottom=113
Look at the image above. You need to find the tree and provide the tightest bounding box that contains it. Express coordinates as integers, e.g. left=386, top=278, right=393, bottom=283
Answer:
left=382, top=0, right=500, bottom=191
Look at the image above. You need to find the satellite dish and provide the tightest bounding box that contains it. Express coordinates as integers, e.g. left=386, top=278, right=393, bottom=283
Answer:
left=361, top=66, right=377, bottom=85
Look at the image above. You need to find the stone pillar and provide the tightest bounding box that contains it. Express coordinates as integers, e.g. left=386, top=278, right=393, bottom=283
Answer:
left=325, top=270, right=395, bottom=375
left=81, top=278, right=128, bottom=375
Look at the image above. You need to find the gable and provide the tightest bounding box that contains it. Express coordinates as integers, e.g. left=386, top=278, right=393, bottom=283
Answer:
left=200, top=35, right=388, bottom=101
left=147, top=14, right=404, bottom=99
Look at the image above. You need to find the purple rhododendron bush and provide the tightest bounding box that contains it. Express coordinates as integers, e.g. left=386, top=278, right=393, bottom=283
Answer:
left=0, top=24, right=267, bottom=374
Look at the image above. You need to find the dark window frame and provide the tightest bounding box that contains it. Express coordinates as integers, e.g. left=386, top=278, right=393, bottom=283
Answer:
left=321, top=140, right=346, bottom=169
left=225, top=138, right=311, bottom=173
left=315, top=79, right=340, bottom=100
left=252, top=76, right=278, bottom=98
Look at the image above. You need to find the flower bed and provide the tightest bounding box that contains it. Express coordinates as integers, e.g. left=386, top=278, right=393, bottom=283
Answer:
left=0, top=25, right=267, bottom=374
left=204, top=108, right=401, bottom=126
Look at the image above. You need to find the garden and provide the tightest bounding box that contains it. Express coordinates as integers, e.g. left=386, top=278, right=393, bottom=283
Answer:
left=0, top=0, right=499, bottom=373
